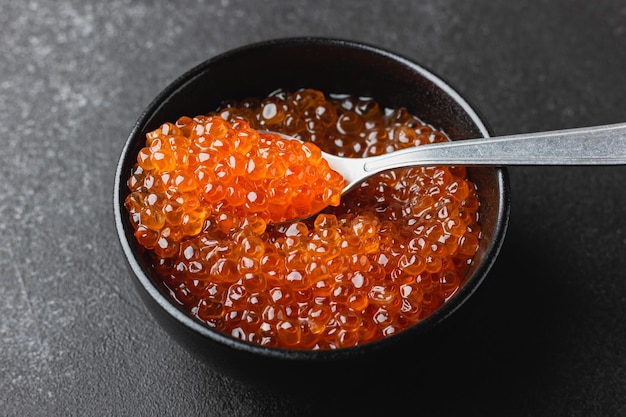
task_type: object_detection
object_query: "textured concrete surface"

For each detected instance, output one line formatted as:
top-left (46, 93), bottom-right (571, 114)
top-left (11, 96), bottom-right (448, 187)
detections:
top-left (2, 0), bottom-right (626, 416)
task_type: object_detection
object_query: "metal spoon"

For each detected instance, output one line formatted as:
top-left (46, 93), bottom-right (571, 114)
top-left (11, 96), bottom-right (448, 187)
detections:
top-left (287, 122), bottom-right (626, 195)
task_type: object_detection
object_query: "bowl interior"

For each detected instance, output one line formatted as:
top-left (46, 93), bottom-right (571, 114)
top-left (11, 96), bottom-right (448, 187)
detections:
top-left (115, 37), bottom-right (509, 365)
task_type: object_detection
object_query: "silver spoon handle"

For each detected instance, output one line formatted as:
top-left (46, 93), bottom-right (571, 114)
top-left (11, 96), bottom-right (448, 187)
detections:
top-left (363, 122), bottom-right (626, 174)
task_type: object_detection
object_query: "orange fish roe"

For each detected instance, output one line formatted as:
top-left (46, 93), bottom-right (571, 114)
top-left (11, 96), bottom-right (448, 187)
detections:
top-left (125, 88), bottom-right (481, 350)
top-left (126, 116), bottom-right (345, 258)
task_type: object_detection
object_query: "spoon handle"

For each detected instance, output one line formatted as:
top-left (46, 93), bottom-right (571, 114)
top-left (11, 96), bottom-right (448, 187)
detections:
top-left (363, 122), bottom-right (626, 174)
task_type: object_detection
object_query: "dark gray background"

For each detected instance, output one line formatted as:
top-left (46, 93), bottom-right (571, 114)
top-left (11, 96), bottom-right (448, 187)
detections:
top-left (2, 1), bottom-right (626, 416)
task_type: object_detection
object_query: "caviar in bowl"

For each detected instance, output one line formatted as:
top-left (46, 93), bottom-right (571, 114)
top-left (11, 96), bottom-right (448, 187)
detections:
top-left (114, 37), bottom-right (510, 385)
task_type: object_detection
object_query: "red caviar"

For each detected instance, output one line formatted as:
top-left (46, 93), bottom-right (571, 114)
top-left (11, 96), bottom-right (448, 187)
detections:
top-left (126, 88), bottom-right (481, 350)
top-left (126, 116), bottom-right (344, 258)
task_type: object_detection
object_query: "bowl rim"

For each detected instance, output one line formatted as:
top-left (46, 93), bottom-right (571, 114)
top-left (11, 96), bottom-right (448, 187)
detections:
top-left (114, 36), bottom-right (510, 361)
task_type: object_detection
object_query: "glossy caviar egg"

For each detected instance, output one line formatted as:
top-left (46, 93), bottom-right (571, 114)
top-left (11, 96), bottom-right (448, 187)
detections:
top-left (126, 88), bottom-right (481, 350)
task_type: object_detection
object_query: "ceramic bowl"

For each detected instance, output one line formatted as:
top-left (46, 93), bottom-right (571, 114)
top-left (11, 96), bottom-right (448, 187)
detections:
top-left (114, 37), bottom-right (510, 388)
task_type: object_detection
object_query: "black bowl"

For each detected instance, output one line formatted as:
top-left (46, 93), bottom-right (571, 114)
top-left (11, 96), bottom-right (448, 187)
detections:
top-left (114, 37), bottom-right (510, 388)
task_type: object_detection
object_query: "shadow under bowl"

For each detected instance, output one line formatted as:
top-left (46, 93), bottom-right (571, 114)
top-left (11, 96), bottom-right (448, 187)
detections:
top-left (114, 37), bottom-right (510, 389)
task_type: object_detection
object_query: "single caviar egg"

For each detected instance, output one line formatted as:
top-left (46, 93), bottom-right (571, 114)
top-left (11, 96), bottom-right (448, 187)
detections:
top-left (127, 88), bottom-right (482, 350)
